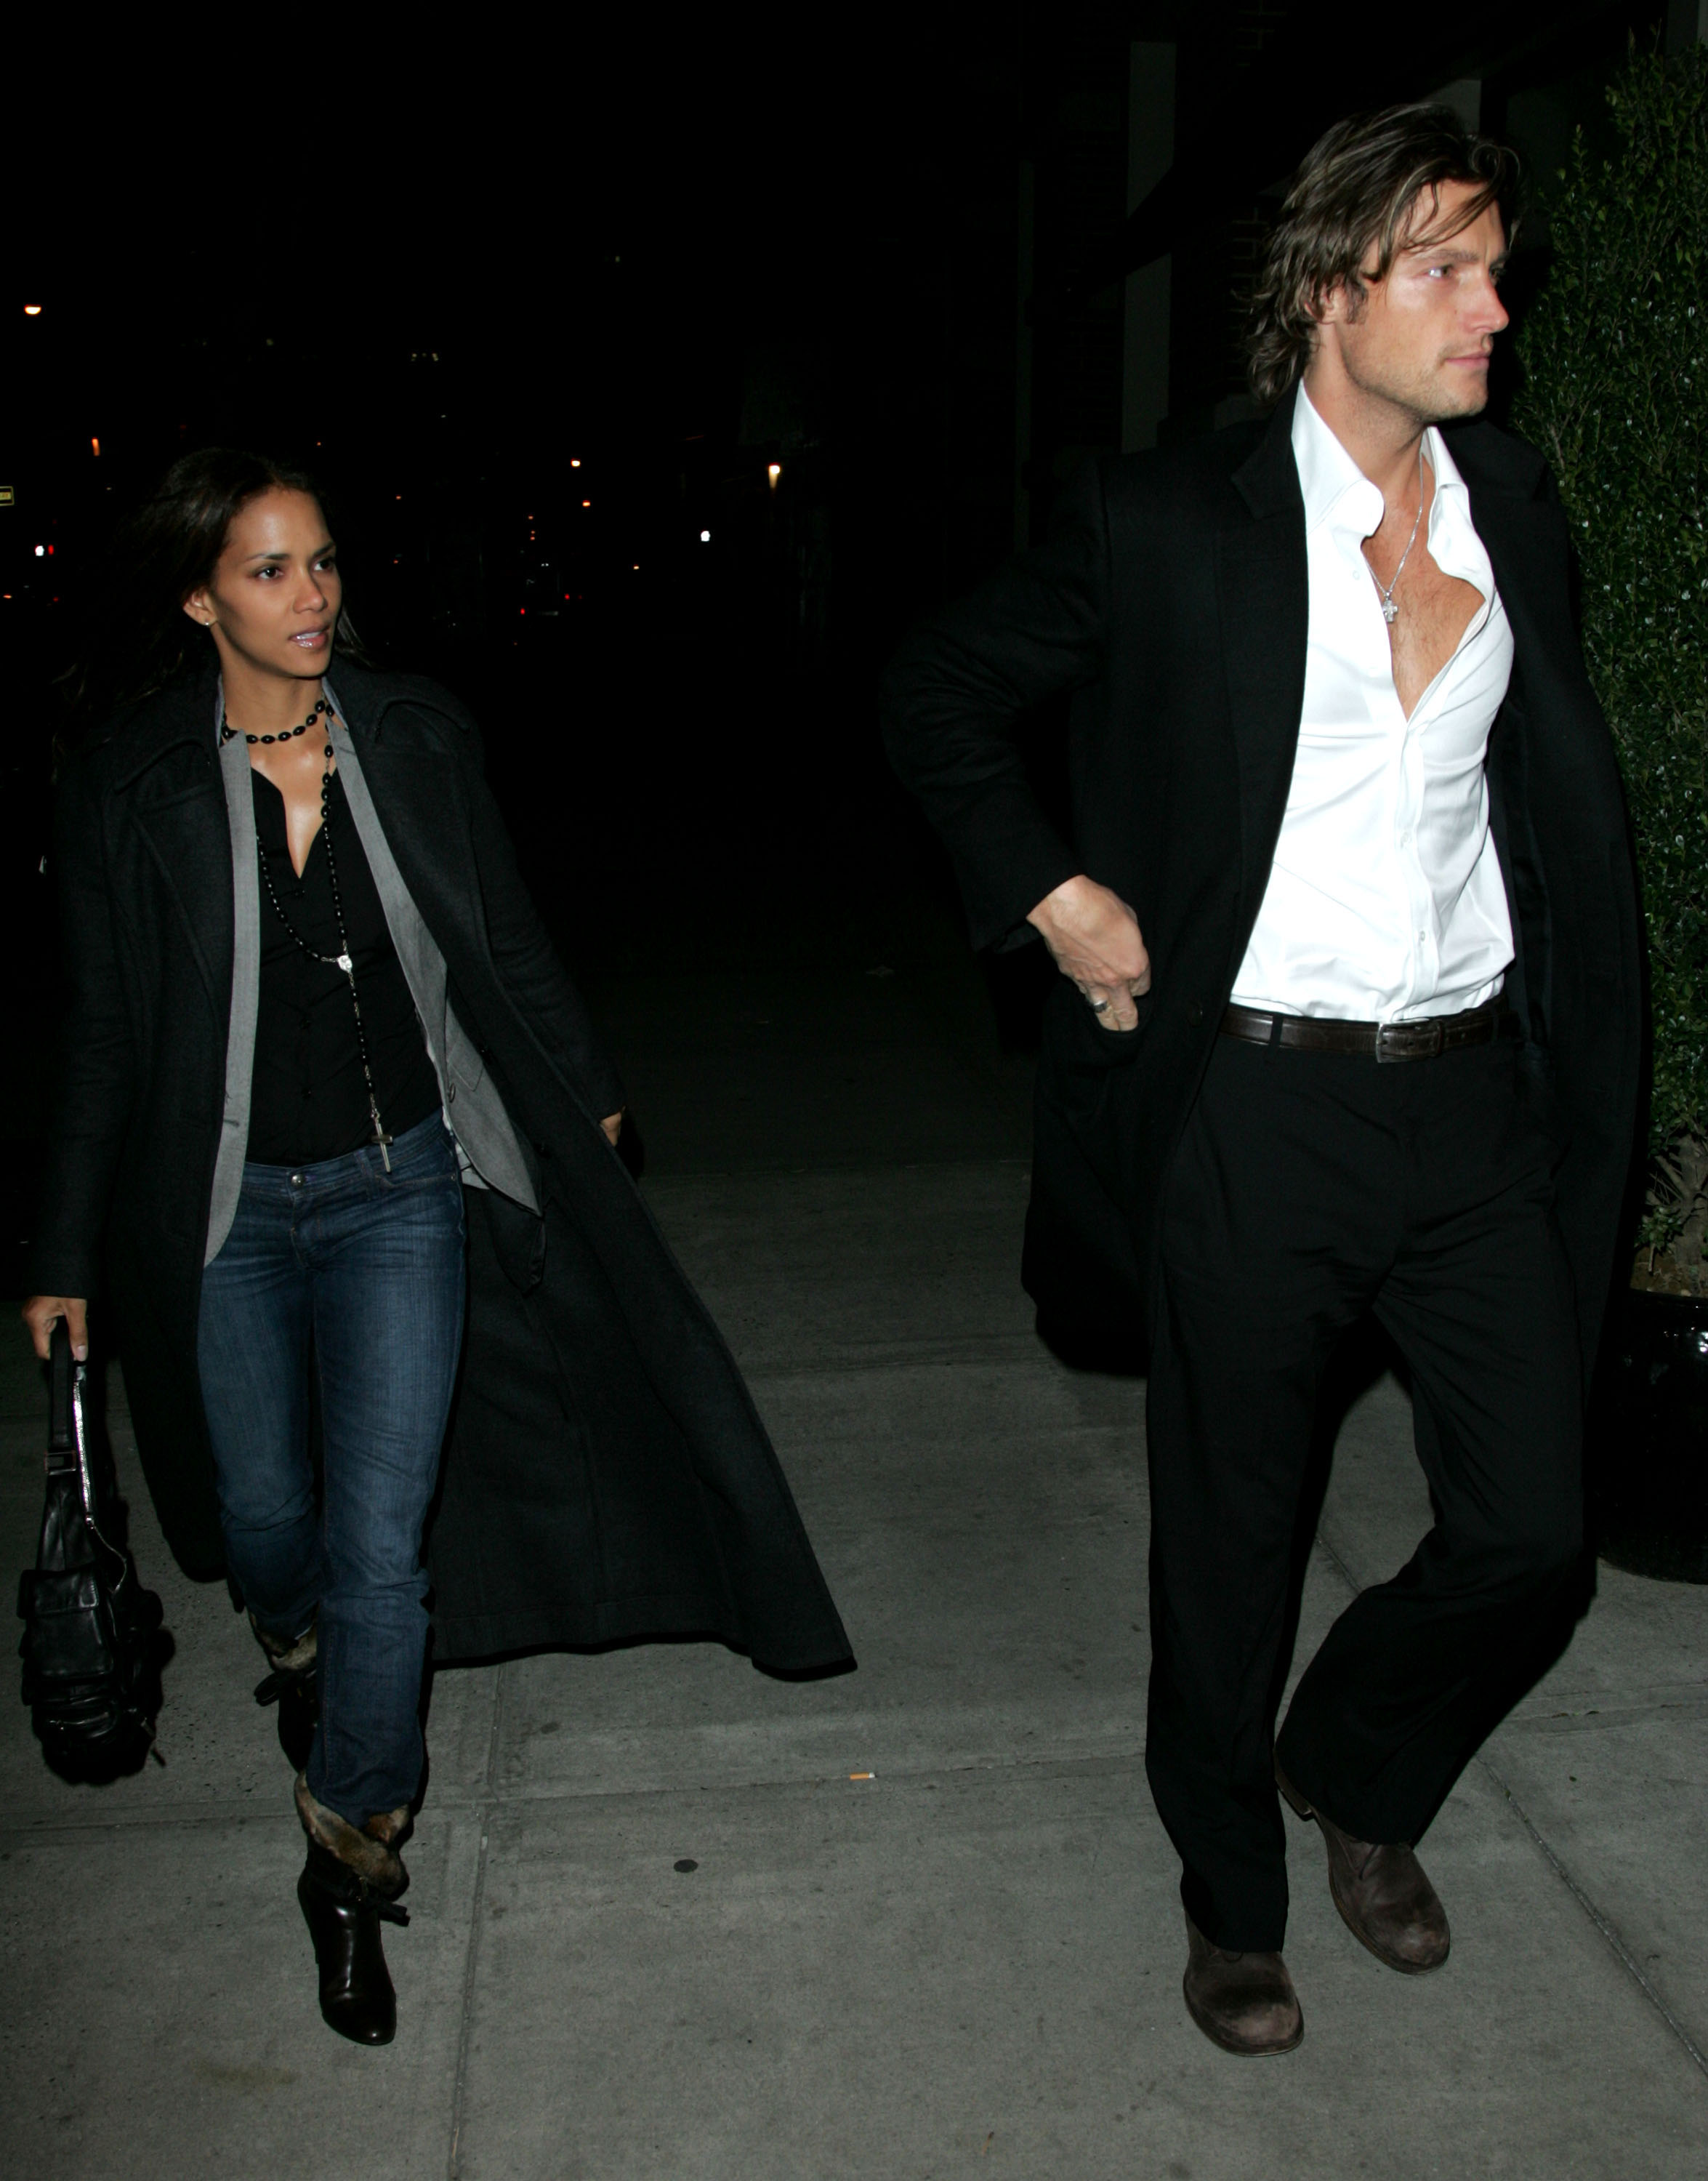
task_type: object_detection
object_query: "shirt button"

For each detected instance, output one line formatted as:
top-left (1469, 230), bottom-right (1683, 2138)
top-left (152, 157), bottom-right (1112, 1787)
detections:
top-left (1401, 830), bottom-right (1414, 848)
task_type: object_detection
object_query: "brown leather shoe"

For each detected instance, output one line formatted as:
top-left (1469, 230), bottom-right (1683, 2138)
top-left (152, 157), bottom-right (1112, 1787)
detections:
top-left (1276, 1763), bottom-right (1450, 1975)
top-left (1183, 1912), bottom-right (1304, 2055)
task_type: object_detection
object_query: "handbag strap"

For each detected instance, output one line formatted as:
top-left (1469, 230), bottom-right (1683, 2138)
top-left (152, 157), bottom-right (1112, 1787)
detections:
top-left (48, 1321), bottom-right (75, 1461)
top-left (44, 1324), bottom-right (124, 1580)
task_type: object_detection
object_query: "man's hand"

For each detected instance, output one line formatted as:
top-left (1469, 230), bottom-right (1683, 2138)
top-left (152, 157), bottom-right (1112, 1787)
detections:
top-left (22, 1296), bottom-right (88, 1362)
top-left (1027, 875), bottom-right (1151, 1030)
top-left (600, 1110), bottom-right (624, 1149)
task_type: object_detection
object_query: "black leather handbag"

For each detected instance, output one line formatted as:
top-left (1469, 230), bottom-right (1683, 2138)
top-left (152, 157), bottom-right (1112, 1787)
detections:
top-left (17, 1323), bottom-right (163, 1778)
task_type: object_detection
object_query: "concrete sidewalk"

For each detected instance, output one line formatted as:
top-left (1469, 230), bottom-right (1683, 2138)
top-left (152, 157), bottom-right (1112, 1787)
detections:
top-left (3, 954), bottom-right (1706, 2177)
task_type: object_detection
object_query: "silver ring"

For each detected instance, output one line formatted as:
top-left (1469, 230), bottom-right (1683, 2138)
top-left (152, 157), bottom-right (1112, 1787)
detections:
top-left (1089, 997), bottom-right (1111, 1013)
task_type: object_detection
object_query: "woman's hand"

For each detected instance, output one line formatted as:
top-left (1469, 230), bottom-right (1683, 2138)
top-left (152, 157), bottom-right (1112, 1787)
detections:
top-left (22, 1296), bottom-right (88, 1361)
top-left (600, 1111), bottom-right (624, 1149)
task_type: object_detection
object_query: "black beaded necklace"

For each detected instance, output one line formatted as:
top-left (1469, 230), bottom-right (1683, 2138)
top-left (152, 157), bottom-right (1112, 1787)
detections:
top-left (221, 695), bottom-right (331, 747)
top-left (251, 718), bottom-right (394, 1170)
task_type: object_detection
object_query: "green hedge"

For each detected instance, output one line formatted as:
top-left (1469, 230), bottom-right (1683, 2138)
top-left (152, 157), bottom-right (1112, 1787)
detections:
top-left (1513, 43), bottom-right (1708, 1266)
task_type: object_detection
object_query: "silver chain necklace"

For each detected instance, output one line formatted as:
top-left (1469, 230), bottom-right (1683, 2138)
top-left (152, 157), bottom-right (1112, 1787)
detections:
top-left (1369, 441), bottom-right (1427, 625)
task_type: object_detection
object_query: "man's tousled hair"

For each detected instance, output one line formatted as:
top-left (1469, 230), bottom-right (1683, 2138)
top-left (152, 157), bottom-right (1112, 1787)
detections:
top-left (1246, 104), bottom-right (1518, 409)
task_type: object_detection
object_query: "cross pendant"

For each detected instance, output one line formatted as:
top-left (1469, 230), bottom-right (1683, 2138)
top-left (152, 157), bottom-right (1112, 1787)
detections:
top-left (1381, 597), bottom-right (1398, 625)
top-left (371, 1114), bottom-right (394, 1172)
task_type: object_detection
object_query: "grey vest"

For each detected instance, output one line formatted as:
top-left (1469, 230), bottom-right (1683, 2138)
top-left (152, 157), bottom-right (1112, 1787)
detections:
top-left (206, 685), bottom-right (538, 1265)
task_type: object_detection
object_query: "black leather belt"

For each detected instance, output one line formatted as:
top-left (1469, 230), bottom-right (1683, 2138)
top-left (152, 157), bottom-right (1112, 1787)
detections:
top-left (1220, 1000), bottom-right (1505, 1061)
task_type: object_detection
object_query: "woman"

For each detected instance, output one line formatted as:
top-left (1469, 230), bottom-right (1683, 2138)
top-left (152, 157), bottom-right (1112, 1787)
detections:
top-left (23, 450), bottom-right (851, 2047)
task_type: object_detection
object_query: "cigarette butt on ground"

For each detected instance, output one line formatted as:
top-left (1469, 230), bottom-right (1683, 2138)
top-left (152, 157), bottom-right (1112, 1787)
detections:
top-left (849, 1771), bottom-right (875, 1781)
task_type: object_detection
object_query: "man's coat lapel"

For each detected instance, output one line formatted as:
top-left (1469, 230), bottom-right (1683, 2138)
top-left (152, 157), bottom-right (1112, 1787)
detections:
top-left (1216, 402), bottom-right (1310, 953)
top-left (1457, 462), bottom-right (1575, 714)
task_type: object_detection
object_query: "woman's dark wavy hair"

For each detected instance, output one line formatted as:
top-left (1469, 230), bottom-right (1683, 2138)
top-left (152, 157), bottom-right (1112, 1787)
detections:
top-left (63, 446), bottom-right (369, 726)
top-left (1247, 104), bottom-right (1518, 409)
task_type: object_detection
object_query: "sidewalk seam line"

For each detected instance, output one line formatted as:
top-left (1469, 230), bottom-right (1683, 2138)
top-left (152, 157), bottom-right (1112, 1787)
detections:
top-left (0, 1743), bottom-right (1153, 1839)
top-left (446, 1660), bottom-right (507, 2181)
top-left (1315, 1530), bottom-right (1708, 2082)
top-left (1474, 1748), bottom-right (1708, 2080)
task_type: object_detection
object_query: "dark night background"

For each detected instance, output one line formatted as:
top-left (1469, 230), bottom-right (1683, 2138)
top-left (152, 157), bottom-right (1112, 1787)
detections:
top-left (2, 1), bottom-right (1695, 1281)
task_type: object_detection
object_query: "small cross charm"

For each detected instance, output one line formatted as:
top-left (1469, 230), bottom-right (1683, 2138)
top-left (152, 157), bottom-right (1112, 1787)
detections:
top-left (1381, 597), bottom-right (1398, 624)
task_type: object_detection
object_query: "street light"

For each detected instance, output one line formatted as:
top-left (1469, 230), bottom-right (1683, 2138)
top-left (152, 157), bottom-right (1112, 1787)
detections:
top-left (768, 463), bottom-right (781, 489)
top-left (23, 305), bottom-right (41, 316)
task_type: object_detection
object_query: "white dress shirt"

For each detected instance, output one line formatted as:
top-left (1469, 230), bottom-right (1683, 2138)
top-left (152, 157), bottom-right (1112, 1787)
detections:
top-left (1229, 385), bottom-right (1515, 1022)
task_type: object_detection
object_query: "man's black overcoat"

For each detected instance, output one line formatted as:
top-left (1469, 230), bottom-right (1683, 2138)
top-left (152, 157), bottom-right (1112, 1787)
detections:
top-left (882, 401), bottom-right (1642, 1381)
top-left (31, 657), bottom-right (853, 1675)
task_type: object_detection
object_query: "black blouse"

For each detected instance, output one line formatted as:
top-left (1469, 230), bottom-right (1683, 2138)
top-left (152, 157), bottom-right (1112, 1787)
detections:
top-left (246, 768), bottom-right (443, 1165)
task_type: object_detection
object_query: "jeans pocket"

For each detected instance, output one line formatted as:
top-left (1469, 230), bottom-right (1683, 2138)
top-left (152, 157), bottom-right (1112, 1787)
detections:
top-left (375, 1122), bottom-right (461, 1193)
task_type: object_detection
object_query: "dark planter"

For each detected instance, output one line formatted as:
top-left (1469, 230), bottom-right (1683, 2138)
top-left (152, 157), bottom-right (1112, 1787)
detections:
top-left (1591, 1286), bottom-right (1708, 1582)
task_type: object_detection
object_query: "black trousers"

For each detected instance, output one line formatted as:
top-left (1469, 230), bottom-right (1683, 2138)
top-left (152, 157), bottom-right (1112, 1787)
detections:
top-left (1144, 1029), bottom-right (1583, 1951)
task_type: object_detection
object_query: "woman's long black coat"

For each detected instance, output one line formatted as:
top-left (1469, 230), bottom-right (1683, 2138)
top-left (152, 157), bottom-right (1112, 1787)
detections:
top-left (31, 659), bottom-right (853, 1675)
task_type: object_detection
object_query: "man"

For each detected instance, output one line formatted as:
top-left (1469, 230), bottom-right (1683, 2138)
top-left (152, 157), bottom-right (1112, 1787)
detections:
top-left (881, 106), bottom-right (1640, 2055)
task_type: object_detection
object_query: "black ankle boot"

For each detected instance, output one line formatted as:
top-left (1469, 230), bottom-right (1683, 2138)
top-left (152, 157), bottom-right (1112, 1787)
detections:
top-left (297, 1842), bottom-right (408, 2045)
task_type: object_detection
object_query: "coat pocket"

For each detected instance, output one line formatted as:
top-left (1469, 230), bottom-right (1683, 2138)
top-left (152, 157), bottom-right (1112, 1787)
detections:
top-left (444, 1010), bottom-right (488, 1099)
top-left (1055, 979), bottom-right (1153, 1065)
top-left (1044, 981), bottom-right (1153, 1133)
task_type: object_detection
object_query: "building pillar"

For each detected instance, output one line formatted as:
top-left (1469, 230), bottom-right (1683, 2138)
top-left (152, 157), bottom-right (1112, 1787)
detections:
top-left (1665, 0), bottom-right (1707, 48)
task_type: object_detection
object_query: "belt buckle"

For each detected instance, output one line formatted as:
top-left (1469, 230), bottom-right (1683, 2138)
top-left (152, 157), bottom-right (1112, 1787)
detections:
top-left (1375, 1019), bottom-right (1442, 1064)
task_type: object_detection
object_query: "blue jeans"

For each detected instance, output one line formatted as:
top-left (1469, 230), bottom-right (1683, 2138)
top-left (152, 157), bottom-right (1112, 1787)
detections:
top-left (198, 1113), bottom-right (466, 1825)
